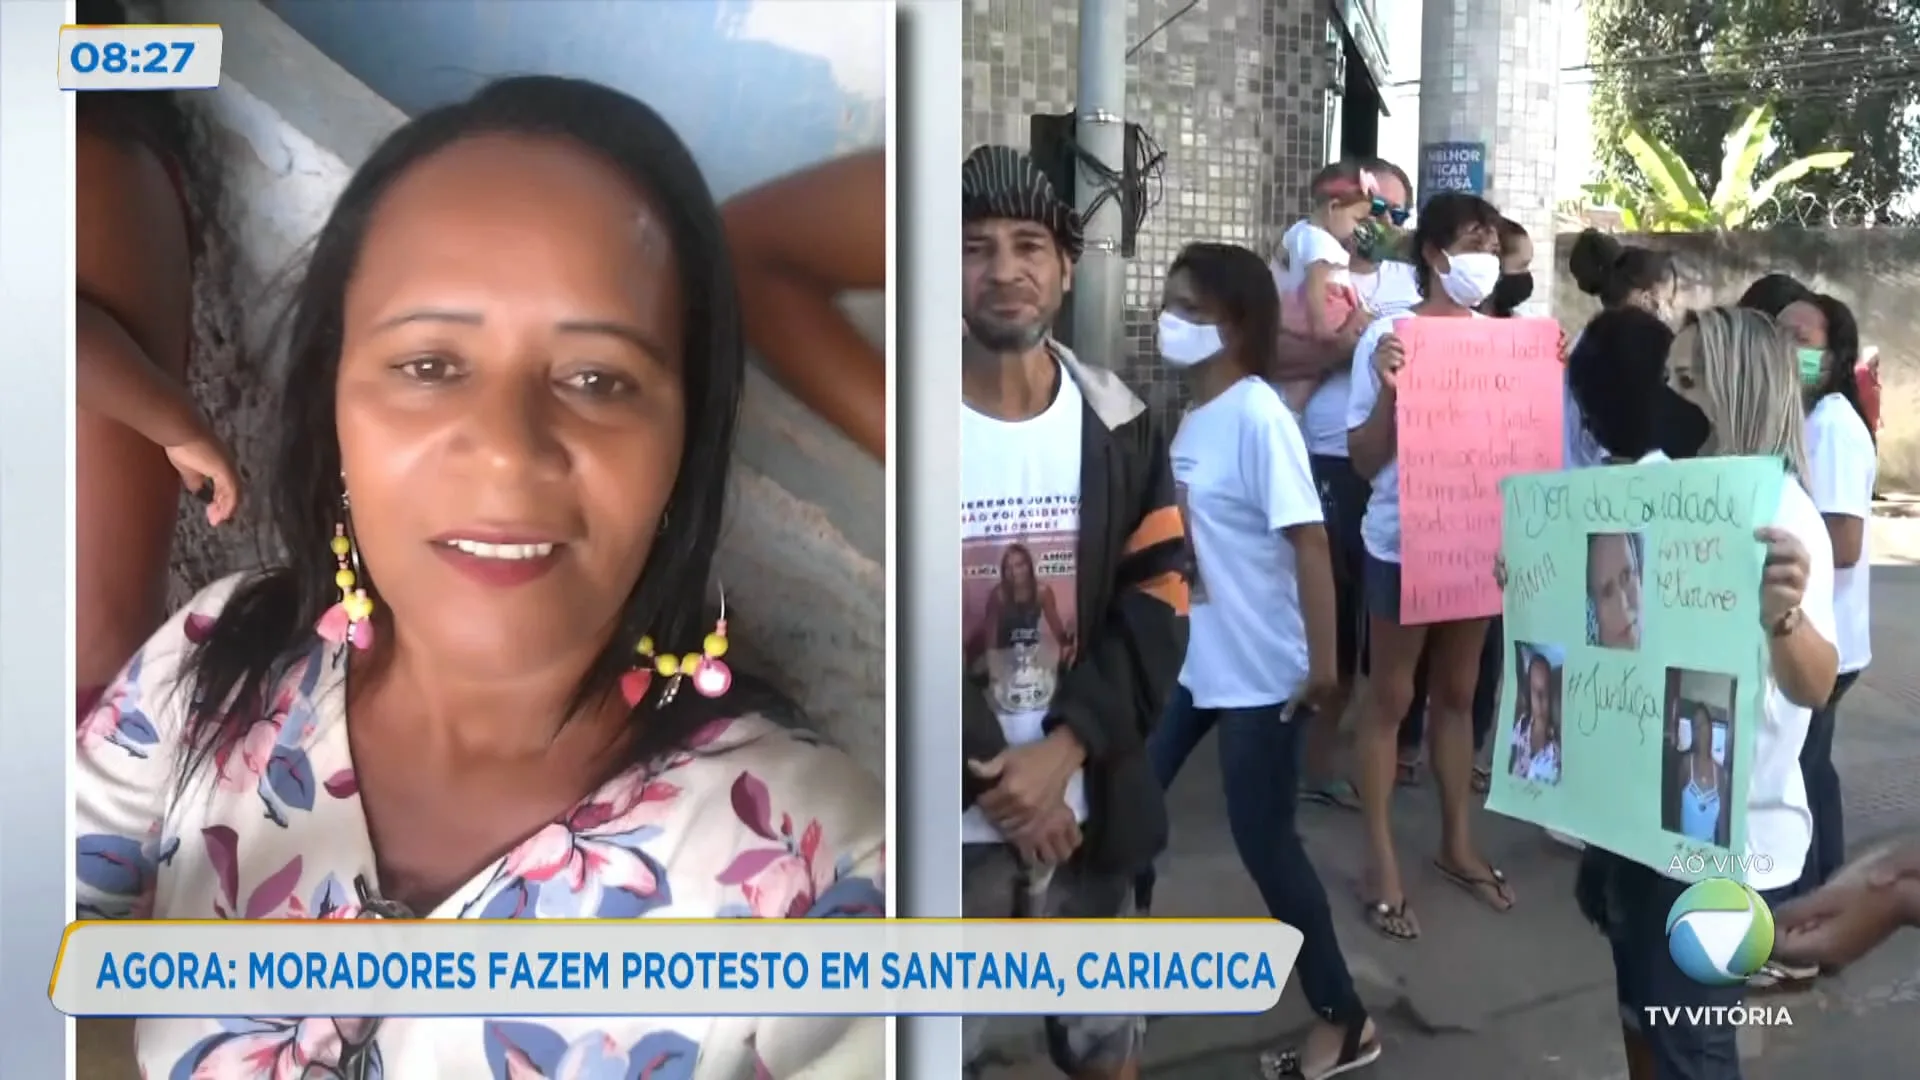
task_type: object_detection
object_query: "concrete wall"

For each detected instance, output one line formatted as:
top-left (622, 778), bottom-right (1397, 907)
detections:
top-left (962, 0), bottom-right (1338, 412)
top-left (162, 1), bottom-right (886, 777)
top-left (1550, 228), bottom-right (1920, 493)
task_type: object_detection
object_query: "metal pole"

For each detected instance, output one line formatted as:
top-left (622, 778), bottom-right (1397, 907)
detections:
top-left (1070, 0), bottom-right (1127, 369)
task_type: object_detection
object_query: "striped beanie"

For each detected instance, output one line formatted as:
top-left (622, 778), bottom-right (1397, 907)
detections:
top-left (961, 145), bottom-right (1084, 261)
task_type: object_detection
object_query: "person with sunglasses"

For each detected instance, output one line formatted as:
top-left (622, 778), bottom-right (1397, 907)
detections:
top-left (1282, 158), bottom-right (1425, 814)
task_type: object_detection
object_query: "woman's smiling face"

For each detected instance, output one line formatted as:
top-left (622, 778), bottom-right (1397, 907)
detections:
top-left (333, 132), bottom-right (689, 674)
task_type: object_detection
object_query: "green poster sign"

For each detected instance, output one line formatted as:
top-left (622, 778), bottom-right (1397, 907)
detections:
top-left (1485, 457), bottom-right (1787, 882)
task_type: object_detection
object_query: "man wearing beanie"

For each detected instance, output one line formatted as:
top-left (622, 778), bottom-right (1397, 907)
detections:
top-left (957, 144), bottom-right (1184, 1079)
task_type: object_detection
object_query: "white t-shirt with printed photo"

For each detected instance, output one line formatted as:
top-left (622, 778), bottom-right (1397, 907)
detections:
top-left (1172, 377), bottom-right (1325, 709)
top-left (960, 367), bottom-right (1089, 843)
top-left (1805, 393), bottom-right (1875, 674)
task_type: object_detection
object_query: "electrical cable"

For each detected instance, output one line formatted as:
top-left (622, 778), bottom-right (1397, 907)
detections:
top-left (1127, 0), bottom-right (1201, 60)
top-left (1059, 119), bottom-right (1167, 248)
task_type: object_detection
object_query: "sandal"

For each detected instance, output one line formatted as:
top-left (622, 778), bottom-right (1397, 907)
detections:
top-left (1395, 757), bottom-right (1422, 787)
top-left (1303, 779), bottom-right (1362, 811)
top-left (1259, 1013), bottom-right (1383, 1079)
top-left (1471, 765), bottom-right (1491, 795)
top-left (1364, 897), bottom-right (1419, 941)
top-left (1747, 960), bottom-right (1818, 991)
top-left (1432, 858), bottom-right (1514, 912)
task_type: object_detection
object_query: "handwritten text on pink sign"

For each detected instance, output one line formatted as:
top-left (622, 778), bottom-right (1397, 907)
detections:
top-left (1396, 317), bottom-right (1563, 623)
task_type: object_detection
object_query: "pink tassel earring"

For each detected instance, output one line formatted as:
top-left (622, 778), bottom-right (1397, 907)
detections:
top-left (316, 492), bottom-right (376, 651)
top-left (620, 636), bottom-right (656, 707)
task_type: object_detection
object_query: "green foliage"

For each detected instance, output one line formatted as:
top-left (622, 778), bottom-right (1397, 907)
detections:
top-left (1585, 0), bottom-right (1917, 227)
top-left (1584, 104), bottom-right (1852, 230)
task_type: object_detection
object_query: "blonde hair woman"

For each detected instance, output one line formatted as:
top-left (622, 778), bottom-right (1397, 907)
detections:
top-left (1575, 305), bottom-right (1838, 1080)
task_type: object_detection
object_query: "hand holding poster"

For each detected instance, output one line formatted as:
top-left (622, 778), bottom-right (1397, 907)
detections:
top-left (1394, 317), bottom-right (1563, 623)
top-left (1485, 457), bottom-right (1787, 881)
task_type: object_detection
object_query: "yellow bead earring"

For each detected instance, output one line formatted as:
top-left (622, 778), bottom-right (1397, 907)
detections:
top-left (316, 491), bottom-right (376, 650)
top-left (618, 586), bottom-right (733, 709)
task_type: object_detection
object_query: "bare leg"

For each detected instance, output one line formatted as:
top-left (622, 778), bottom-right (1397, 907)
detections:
top-left (1428, 618), bottom-right (1514, 911)
top-left (1357, 612), bottom-right (1428, 937)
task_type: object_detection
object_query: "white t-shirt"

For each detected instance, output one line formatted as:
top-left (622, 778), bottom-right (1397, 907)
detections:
top-left (1273, 219), bottom-right (1351, 296)
top-left (960, 365), bottom-right (1089, 843)
top-left (1805, 393), bottom-right (1875, 673)
top-left (1302, 261), bottom-right (1422, 457)
top-left (1172, 377), bottom-right (1325, 708)
top-left (1740, 473), bottom-right (1838, 891)
top-left (1346, 311), bottom-right (1418, 562)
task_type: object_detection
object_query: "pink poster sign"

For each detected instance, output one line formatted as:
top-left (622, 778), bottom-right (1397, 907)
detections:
top-left (1395, 316), bottom-right (1564, 624)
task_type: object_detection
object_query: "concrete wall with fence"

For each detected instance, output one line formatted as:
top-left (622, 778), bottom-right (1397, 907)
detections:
top-left (1551, 228), bottom-right (1920, 493)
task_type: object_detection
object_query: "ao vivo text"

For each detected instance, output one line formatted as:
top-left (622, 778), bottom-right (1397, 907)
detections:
top-left (1666, 852), bottom-right (1775, 878)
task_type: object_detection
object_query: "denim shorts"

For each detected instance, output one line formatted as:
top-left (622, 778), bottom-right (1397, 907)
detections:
top-left (1363, 551), bottom-right (1403, 622)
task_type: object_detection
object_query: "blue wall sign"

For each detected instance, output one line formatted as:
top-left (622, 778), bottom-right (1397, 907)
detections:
top-left (1419, 141), bottom-right (1487, 208)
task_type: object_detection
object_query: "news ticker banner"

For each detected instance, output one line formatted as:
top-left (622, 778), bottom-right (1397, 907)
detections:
top-left (58, 23), bottom-right (224, 91)
top-left (53, 919), bottom-right (1304, 1017)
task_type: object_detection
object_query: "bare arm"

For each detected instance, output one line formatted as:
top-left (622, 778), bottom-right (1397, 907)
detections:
top-left (1824, 513), bottom-right (1865, 569)
top-left (722, 149), bottom-right (886, 460)
top-left (76, 128), bottom-right (194, 690)
top-left (1269, 330), bottom-right (1352, 381)
top-left (78, 299), bottom-right (209, 449)
top-left (1287, 523), bottom-right (1338, 679)
top-left (1302, 261), bottom-right (1335, 339)
top-left (1348, 388), bottom-right (1397, 480)
top-left (1770, 617), bottom-right (1839, 709)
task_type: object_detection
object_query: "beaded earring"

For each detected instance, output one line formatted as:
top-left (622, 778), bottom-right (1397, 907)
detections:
top-left (316, 491), bottom-right (376, 650)
top-left (617, 589), bottom-right (733, 708)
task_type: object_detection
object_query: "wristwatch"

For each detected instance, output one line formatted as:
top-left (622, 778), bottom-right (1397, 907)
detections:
top-left (1769, 606), bottom-right (1803, 638)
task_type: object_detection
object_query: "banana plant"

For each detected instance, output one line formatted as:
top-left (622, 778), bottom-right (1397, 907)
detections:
top-left (1588, 104), bottom-right (1852, 231)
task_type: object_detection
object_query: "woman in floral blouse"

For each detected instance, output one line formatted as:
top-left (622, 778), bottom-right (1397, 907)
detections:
top-left (74, 75), bottom-right (886, 1079)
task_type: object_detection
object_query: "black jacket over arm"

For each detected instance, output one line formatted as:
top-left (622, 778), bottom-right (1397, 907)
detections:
top-left (962, 344), bottom-right (1187, 876)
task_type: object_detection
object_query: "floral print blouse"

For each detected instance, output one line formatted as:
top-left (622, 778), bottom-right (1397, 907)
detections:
top-left (76, 574), bottom-right (887, 1079)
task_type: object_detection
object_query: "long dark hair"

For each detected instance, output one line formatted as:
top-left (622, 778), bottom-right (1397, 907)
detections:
top-left (1567, 229), bottom-right (1673, 310)
top-left (1167, 242), bottom-right (1279, 378)
top-left (1804, 292), bottom-right (1871, 434)
top-left (1737, 272), bottom-right (1814, 317)
top-left (1569, 306), bottom-right (1675, 459)
top-left (175, 76), bottom-right (754, 784)
top-left (1409, 192), bottom-right (1503, 300)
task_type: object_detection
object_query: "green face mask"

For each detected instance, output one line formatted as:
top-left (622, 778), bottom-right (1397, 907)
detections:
top-left (1797, 346), bottom-right (1826, 386)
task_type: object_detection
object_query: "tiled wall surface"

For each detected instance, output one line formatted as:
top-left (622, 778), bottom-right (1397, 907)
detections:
top-left (1419, 0), bottom-right (1561, 314)
top-left (962, 0), bottom-right (1337, 413)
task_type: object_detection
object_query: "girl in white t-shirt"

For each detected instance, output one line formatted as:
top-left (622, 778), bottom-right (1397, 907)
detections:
top-left (1270, 162), bottom-right (1379, 411)
top-left (1562, 305), bottom-right (1840, 1078)
top-left (1343, 192), bottom-right (1513, 942)
top-left (1779, 292), bottom-right (1877, 901)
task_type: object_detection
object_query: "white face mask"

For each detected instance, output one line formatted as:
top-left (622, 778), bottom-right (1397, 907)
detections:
top-left (1675, 718), bottom-right (1693, 752)
top-left (1438, 250), bottom-right (1502, 308)
top-left (1710, 722), bottom-right (1727, 766)
top-left (1157, 311), bottom-right (1225, 367)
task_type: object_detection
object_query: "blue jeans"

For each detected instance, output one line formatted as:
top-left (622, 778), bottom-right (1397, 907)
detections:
top-left (1132, 686), bottom-right (1365, 1026)
top-left (1793, 670), bottom-right (1859, 894)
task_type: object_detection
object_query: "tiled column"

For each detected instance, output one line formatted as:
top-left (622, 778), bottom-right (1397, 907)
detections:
top-left (1418, 0), bottom-right (1559, 314)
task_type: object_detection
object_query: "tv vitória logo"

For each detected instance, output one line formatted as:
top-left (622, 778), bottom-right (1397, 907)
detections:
top-left (1666, 878), bottom-right (1775, 986)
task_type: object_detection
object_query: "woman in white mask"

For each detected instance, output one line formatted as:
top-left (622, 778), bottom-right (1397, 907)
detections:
top-left (1344, 192), bottom-right (1513, 941)
top-left (1140, 242), bottom-right (1382, 1079)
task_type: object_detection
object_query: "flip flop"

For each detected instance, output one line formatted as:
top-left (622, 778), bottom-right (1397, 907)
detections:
top-left (1395, 758), bottom-right (1422, 787)
top-left (1303, 779), bottom-right (1363, 811)
top-left (1471, 765), bottom-right (1491, 795)
top-left (1260, 1013), bottom-right (1383, 1079)
top-left (1432, 859), bottom-right (1514, 912)
top-left (1364, 897), bottom-right (1419, 941)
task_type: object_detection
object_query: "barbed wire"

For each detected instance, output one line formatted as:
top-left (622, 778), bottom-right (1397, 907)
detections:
top-left (1559, 190), bottom-right (1911, 232)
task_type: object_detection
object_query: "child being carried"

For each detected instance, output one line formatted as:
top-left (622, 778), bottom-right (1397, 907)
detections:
top-left (1270, 162), bottom-right (1380, 411)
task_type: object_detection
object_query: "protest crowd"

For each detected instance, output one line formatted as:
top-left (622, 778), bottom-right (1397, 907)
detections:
top-left (959, 146), bottom-right (1920, 1080)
